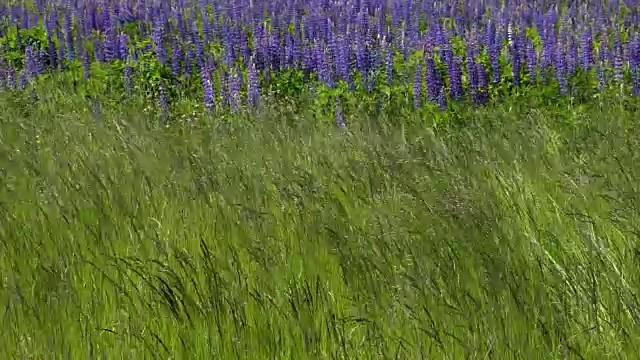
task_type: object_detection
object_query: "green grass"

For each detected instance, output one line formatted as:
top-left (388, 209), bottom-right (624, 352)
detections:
top-left (1, 89), bottom-right (640, 359)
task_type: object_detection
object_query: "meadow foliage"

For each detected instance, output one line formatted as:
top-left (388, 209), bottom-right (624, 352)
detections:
top-left (0, 0), bottom-right (638, 123)
top-left (1, 0), bottom-right (640, 358)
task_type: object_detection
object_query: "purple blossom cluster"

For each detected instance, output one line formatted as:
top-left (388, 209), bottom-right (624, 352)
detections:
top-left (0, 0), bottom-right (639, 110)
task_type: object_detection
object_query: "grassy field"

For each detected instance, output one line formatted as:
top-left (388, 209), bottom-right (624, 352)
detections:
top-left (1, 89), bottom-right (640, 358)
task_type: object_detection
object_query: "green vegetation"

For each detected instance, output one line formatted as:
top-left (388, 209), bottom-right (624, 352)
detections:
top-left (1, 86), bottom-right (640, 358)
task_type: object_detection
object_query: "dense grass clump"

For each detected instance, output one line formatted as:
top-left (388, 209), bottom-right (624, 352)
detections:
top-left (1, 0), bottom-right (640, 357)
top-left (1, 90), bottom-right (640, 358)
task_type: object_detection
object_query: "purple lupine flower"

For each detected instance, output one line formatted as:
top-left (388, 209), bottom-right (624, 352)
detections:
top-left (332, 34), bottom-right (348, 83)
top-left (123, 62), bottom-right (132, 92)
top-left (541, 24), bottom-right (556, 73)
top-left (631, 37), bottom-right (640, 96)
top-left (103, 30), bottom-right (115, 62)
top-left (175, 5), bottom-right (187, 39)
top-left (425, 55), bottom-right (440, 101)
top-left (369, 40), bottom-right (380, 72)
top-left (269, 33), bottom-right (282, 71)
top-left (226, 67), bottom-right (241, 111)
top-left (100, 6), bottom-right (111, 33)
top-left (488, 41), bottom-right (501, 83)
top-left (171, 41), bottom-right (182, 77)
top-left (384, 41), bottom-right (393, 84)
top-left (76, 4), bottom-right (86, 34)
top-left (119, 33), bottom-right (129, 60)
top-left (302, 43), bottom-right (314, 74)
top-left (517, 30), bottom-right (528, 70)
top-left (201, 65), bottom-right (215, 110)
top-left (64, 11), bottom-right (75, 61)
top-left (612, 35), bottom-right (624, 83)
top-left (596, 60), bottom-right (606, 90)
top-left (597, 36), bottom-right (609, 89)
top-left (339, 36), bottom-right (351, 83)
top-left (223, 35), bottom-right (236, 68)
top-left (24, 46), bottom-right (37, 79)
top-left (46, 8), bottom-right (57, 35)
top-left (566, 35), bottom-right (579, 77)
top-left (35, 0), bottom-right (45, 16)
top-left (466, 46), bottom-right (476, 93)
top-left (413, 61), bottom-right (422, 109)
top-left (94, 37), bottom-right (104, 62)
top-left (580, 27), bottom-right (594, 70)
top-left (201, 5), bottom-right (212, 45)
top-left (291, 34), bottom-right (302, 68)
top-left (315, 43), bottom-right (333, 88)
top-left (555, 41), bottom-right (568, 95)
top-left (440, 38), bottom-right (454, 67)
top-left (88, 6), bottom-right (97, 31)
top-left (247, 60), bottom-right (260, 108)
top-left (152, 21), bottom-right (167, 65)
top-left (448, 56), bottom-right (463, 100)
top-left (284, 33), bottom-right (294, 69)
top-left (240, 34), bottom-right (252, 68)
top-left (184, 46), bottom-right (194, 76)
top-left (47, 35), bottom-right (57, 69)
top-left (35, 49), bottom-right (46, 75)
top-left (6, 67), bottom-right (16, 90)
top-left (193, 30), bottom-right (205, 71)
top-left (354, 33), bottom-right (367, 75)
top-left (436, 86), bottom-right (447, 110)
top-left (18, 70), bottom-right (28, 90)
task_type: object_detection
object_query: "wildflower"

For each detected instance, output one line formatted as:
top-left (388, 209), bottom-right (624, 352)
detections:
top-left (384, 41), bottom-right (393, 84)
top-left (103, 30), bottom-right (115, 62)
top-left (612, 35), bottom-right (624, 83)
top-left (119, 33), bottom-right (129, 60)
top-left (555, 41), bottom-right (568, 95)
top-left (24, 46), bottom-right (37, 79)
top-left (171, 41), bottom-right (183, 77)
top-left (425, 55), bottom-right (440, 101)
top-left (315, 43), bottom-right (333, 88)
top-left (597, 36), bottom-right (609, 89)
top-left (64, 11), bottom-right (75, 61)
top-left (630, 37), bottom-right (640, 96)
top-left (448, 56), bottom-right (463, 100)
top-left (123, 62), bottom-right (132, 92)
top-left (580, 27), bottom-right (594, 70)
top-left (226, 67), bottom-right (241, 111)
top-left (413, 62), bottom-right (422, 109)
top-left (247, 60), bottom-right (260, 108)
top-left (567, 37), bottom-right (579, 76)
top-left (201, 65), bottom-right (215, 110)
top-left (152, 21), bottom-right (167, 64)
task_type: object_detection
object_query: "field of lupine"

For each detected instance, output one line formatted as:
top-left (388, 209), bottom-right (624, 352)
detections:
top-left (1, 0), bottom-right (640, 358)
top-left (0, 0), bottom-right (638, 118)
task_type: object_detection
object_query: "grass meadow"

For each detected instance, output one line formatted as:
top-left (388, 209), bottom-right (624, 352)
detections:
top-left (1, 85), bottom-right (640, 358)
